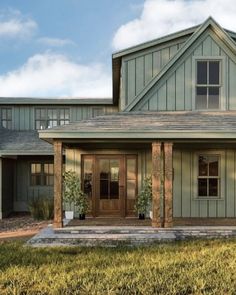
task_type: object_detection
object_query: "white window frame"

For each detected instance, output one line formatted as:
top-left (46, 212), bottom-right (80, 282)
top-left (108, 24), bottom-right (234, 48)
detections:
top-left (193, 150), bottom-right (225, 200)
top-left (192, 56), bottom-right (226, 111)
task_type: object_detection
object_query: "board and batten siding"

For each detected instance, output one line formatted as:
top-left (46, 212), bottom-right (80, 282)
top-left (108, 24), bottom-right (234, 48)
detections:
top-left (0, 105), bottom-right (118, 131)
top-left (65, 147), bottom-right (152, 216)
top-left (14, 156), bottom-right (54, 212)
top-left (120, 37), bottom-right (187, 110)
top-left (173, 149), bottom-right (236, 218)
top-left (135, 28), bottom-right (236, 111)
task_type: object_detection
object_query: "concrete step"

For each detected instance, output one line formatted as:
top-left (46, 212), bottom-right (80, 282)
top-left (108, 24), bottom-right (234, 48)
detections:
top-left (27, 225), bottom-right (236, 247)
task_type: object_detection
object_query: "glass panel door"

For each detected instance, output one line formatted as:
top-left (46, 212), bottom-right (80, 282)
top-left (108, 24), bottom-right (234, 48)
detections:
top-left (97, 157), bottom-right (122, 216)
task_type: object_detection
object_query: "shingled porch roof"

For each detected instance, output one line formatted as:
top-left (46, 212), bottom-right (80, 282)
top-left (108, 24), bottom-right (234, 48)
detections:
top-left (39, 111), bottom-right (236, 142)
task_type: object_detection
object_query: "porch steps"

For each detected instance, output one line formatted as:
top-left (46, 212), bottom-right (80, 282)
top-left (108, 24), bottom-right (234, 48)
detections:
top-left (27, 225), bottom-right (236, 247)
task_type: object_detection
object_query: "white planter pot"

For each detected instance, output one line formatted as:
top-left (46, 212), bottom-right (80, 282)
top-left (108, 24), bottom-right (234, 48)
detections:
top-left (149, 211), bottom-right (153, 220)
top-left (65, 211), bottom-right (74, 220)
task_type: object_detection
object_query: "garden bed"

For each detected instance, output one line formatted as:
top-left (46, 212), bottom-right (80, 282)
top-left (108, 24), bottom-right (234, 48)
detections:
top-left (0, 213), bottom-right (51, 239)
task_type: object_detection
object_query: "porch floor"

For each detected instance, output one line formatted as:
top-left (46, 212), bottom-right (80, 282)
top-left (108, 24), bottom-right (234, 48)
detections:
top-left (27, 223), bottom-right (236, 247)
top-left (66, 217), bottom-right (151, 227)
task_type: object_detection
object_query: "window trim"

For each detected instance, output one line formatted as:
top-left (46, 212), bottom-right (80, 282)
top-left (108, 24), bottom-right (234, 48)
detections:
top-left (35, 107), bottom-right (70, 130)
top-left (192, 56), bottom-right (226, 111)
top-left (1, 107), bottom-right (12, 129)
top-left (30, 162), bottom-right (54, 187)
top-left (193, 150), bottom-right (225, 200)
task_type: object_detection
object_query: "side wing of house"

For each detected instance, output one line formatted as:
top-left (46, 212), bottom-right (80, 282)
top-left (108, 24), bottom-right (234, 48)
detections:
top-left (0, 99), bottom-right (118, 216)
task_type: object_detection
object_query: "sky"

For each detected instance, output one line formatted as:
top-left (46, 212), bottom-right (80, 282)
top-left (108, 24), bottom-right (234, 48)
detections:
top-left (0, 0), bottom-right (236, 98)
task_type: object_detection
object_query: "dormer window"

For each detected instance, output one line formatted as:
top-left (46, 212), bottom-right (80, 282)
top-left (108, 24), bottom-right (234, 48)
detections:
top-left (196, 60), bottom-right (220, 110)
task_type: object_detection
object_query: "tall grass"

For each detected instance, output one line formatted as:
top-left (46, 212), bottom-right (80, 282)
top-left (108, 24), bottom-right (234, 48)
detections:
top-left (28, 197), bottom-right (54, 220)
top-left (0, 240), bottom-right (236, 294)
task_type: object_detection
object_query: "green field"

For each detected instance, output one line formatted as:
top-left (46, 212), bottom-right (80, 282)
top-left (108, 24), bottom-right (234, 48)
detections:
top-left (0, 239), bottom-right (236, 294)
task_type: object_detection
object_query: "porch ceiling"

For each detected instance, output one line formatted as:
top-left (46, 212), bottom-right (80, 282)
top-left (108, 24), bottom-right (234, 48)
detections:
top-left (39, 111), bottom-right (236, 142)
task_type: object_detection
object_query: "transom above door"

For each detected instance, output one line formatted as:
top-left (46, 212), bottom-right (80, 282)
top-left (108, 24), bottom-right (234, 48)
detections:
top-left (82, 154), bottom-right (138, 217)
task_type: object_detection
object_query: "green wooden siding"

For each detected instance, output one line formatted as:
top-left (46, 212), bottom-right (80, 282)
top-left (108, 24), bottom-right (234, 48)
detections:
top-left (0, 105), bottom-right (118, 131)
top-left (173, 149), bottom-right (236, 218)
top-left (14, 156), bottom-right (54, 211)
top-left (2, 159), bottom-right (14, 217)
top-left (65, 147), bottom-right (151, 217)
top-left (135, 28), bottom-right (236, 111)
top-left (121, 38), bottom-right (187, 110)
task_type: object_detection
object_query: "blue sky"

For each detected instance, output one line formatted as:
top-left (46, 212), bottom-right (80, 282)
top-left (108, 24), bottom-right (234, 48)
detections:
top-left (0, 0), bottom-right (235, 98)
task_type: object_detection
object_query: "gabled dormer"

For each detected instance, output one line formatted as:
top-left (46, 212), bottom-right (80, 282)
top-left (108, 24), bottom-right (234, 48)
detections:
top-left (112, 17), bottom-right (236, 112)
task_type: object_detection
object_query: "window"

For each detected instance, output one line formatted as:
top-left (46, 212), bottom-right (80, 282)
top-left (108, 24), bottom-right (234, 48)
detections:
top-left (196, 60), bottom-right (220, 109)
top-left (1, 108), bottom-right (12, 129)
top-left (198, 155), bottom-right (219, 197)
top-left (92, 108), bottom-right (104, 118)
top-left (31, 163), bottom-right (54, 186)
top-left (35, 108), bottom-right (70, 130)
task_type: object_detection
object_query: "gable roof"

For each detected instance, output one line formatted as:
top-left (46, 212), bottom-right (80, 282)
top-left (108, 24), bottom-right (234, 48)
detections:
top-left (121, 17), bottom-right (236, 111)
top-left (39, 111), bottom-right (236, 142)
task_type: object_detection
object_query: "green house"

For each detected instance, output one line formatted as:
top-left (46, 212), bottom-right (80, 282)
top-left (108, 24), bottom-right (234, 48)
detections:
top-left (1, 17), bottom-right (236, 228)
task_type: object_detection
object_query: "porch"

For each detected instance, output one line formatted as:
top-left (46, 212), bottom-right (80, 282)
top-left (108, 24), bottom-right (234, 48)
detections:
top-left (38, 111), bottom-right (236, 229)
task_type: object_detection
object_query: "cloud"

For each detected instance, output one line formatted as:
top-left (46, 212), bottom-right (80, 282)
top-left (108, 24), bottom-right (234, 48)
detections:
top-left (112, 0), bottom-right (236, 50)
top-left (37, 37), bottom-right (75, 47)
top-left (0, 53), bottom-right (111, 97)
top-left (0, 9), bottom-right (37, 38)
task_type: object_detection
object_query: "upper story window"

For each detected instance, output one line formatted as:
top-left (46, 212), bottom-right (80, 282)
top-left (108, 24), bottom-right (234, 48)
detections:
top-left (35, 108), bottom-right (70, 130)
top-left (196, 60), bottom-right (220, 110)
top-left (1, 108), bottom-right (12, 129)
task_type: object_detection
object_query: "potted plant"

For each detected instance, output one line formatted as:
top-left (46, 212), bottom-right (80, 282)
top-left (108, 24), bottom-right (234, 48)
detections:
top-left (63, 170), bottom-right (89, 220)
top-left (74, 183), bottom-right (89, 220)
top-left (134, 176), bottom-right (152, 219)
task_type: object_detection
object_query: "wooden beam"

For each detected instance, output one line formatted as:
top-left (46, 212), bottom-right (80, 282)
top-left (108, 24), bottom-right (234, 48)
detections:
top-left (164, 142), bottom-right (173, 228)
top-left (152, 142), bottom-right (162, 227)
top-left (53, 140), bottom-right (63, 228)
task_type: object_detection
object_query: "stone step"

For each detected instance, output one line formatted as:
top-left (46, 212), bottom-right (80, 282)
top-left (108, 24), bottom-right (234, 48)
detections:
top-left (27, 225), bottom-right (236, 247)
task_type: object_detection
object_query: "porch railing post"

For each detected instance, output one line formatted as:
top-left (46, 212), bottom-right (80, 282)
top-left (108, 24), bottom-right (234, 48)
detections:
top-left (152, 142), bottom-right (162, 227)
top-left (164, 142), bottom-right (173, 228)
top-left (53, 140), bottom-right (63, 228)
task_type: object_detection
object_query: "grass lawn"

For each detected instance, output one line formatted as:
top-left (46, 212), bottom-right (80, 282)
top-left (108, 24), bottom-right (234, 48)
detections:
top-left (0, 239), bottom-right (236, 294)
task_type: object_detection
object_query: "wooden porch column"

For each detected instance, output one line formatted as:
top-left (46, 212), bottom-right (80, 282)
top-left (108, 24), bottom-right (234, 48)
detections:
top-left (53, 140), bottom-right (63, 228)
top-left (164, 142), bottom-right (173, 228)
top-left (152, 142), bottom-right (162, 227)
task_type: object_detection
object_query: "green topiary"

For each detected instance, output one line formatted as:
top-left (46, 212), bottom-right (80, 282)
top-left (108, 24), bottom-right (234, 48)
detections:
top-left (134, 176), bottom-right (152, 216)
top-left (63, 170), bottom-right (89, 215)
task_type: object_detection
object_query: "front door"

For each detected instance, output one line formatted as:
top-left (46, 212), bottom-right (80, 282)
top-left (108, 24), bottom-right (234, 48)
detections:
top-left (82, 154), bottom-right (137, 217)
top-left (96, 156), bottom-right (124, 216)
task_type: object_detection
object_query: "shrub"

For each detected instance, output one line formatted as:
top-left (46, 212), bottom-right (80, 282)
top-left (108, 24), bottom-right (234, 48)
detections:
top-left (134, 176), bottom-right (152, 215)
top-left (28, 197), bottom-right (54, 220)
top-left (63, 170), bottom-right (89, 215)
